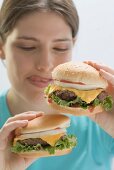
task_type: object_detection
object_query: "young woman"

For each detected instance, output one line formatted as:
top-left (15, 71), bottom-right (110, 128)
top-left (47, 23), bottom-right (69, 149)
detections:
top-left (0, 0), bottom-right (114, 170)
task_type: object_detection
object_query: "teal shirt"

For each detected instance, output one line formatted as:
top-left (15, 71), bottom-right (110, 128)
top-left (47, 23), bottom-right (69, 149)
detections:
top-left (0, 89), bottom-right (114, 170)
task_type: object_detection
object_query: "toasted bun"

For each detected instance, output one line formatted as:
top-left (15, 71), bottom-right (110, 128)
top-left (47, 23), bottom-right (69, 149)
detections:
top-left (15, 114), bottom-right (70, 135)
top-left (17, 148), bottom-right (72, 158)
top-left (52, 62), bottom-right (108, 89)
top-left (47, 100), bottom-right (103, 116)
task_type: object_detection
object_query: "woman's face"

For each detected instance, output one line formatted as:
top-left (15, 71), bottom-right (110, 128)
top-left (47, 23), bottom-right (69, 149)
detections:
top-left (2, 11), bottom-right (74, 103)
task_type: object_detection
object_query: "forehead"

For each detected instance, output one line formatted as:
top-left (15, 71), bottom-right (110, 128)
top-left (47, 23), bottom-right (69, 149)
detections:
top-left (9, 11), bottom-right (72, 40)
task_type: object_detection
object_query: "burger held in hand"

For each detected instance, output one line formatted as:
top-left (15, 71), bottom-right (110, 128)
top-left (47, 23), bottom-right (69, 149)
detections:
top-left (11, 114), bottom-right (77, 158)
top-left (45, 62), bottom-right (113, 116)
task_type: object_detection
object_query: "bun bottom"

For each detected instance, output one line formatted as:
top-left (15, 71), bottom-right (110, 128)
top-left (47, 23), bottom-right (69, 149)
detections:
top-left (48, 100), bottom-right (103, 116)
top-left (17, 148), bottom-right (72, 158)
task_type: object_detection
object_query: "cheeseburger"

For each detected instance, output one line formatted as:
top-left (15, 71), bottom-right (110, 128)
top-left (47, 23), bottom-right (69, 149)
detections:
top-left (45, 62), bottom-right (113, 116)
top-left (11, 114), bottom-right (77, 158)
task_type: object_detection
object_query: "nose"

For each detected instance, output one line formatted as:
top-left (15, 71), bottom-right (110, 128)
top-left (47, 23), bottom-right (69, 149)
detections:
top-left (35, 48), bottom-right (54, 72)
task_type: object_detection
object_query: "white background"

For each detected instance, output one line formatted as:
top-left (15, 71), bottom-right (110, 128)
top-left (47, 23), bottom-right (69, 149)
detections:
top-left (73, 0), bottom-right (114, 66)
top-left (0, 0), bottom-right (114, 168)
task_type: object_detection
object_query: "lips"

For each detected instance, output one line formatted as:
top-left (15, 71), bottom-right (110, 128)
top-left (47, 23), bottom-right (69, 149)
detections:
top-left (28, 75), bottom-right (53, 88)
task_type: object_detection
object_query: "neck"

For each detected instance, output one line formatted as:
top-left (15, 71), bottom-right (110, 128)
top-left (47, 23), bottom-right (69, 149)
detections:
top-left (7, 88), bottom-right (57, 116)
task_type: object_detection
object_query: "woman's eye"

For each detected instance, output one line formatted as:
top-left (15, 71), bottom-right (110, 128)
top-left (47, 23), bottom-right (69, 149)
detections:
top-left (17, 46), bottom-right (36, 51)
top-left (53, 48), bottom-right (69, 52)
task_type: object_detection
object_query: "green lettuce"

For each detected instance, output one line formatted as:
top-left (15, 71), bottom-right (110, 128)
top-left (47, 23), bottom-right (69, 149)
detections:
top-left (11, 135), bottom-right (77, 155)
top-left (93, 98), bottom-right (100, 106)
top-left (101, 96), bottom-right (113, 111)
top-left (50, 93), bottom-right (113, 111)
top-left (44, 84), bottom-right (51, 95)
top-left (11, 143), bottom-right (42, 153)
top-left (92, 95), bottom-right (113, 111)
top-left (44, 85), bottom-right (113, 111)
top-left (51, 93), bottom-right (89, 110)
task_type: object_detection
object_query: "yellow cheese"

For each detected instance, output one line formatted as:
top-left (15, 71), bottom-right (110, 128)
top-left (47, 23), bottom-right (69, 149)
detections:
top-left (41, 133), bottom-right (64, 146)
top-left (13, 138), bottom-right (18, 146)
top-left (49, 85), bottom-right (103, 103)
top-left (13, 133), bottom-right (64, 146)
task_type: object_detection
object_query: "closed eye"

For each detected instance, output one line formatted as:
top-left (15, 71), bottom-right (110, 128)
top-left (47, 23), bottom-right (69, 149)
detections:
top-left (17, 46), bottom-right (36, 51)
top-left (53, 48), bottom-right (69, 52)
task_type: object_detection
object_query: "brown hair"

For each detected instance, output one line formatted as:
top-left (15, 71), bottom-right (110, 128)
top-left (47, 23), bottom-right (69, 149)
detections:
top-left (0, 0), bottom-right (79, 42)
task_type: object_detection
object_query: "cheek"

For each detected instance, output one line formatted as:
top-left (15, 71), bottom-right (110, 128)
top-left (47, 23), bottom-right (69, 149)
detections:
top-left (16, 57), bottom-right (32, 71)
top-left (5, 49), bottom-right (33, 77)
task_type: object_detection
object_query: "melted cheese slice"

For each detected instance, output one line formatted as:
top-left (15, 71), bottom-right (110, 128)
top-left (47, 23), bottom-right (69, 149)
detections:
top-left (48, 85), bottom-right (103, 103)
top-left (41, 133), bottom-right (64, 146)
top-left (13, 133), bottom-right (64, 147)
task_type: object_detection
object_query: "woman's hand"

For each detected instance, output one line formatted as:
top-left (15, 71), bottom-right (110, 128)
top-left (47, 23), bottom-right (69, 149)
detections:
top-left (0, 111), bottom-right (43, 170)
top-left (85, 61), bottom-right (114, 137)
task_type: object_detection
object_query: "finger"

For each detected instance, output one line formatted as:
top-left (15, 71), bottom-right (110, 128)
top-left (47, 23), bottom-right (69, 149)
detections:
top-left (84, 61), bottom-right (98, 68)
top-left (84, 61), bottom-right (103, 70)
top-left (100, 69), bottom-right (114, 85)
top-left (96, 64), bottom-right (114, 75)
top-left (6, 111), bottom-right (44, 124)
top-left (84, 61), bottom-right (114, 75)
top-left (84, 60), bottom-right (102, 71)
top-left (0, 120), bottom-right (28, 139)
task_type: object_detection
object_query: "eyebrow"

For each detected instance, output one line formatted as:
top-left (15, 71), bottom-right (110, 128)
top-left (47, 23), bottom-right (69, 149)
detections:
top-left (17, 36), bottom-right (72, 42)
top-left (17, 36), bottom-right (38, 41)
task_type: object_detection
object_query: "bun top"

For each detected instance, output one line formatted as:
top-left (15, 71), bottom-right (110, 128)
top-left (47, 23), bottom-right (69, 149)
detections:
top-left (52, 62), bottom-right (108, 89)
top-left (15, 114), bottom-right (70, 135)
